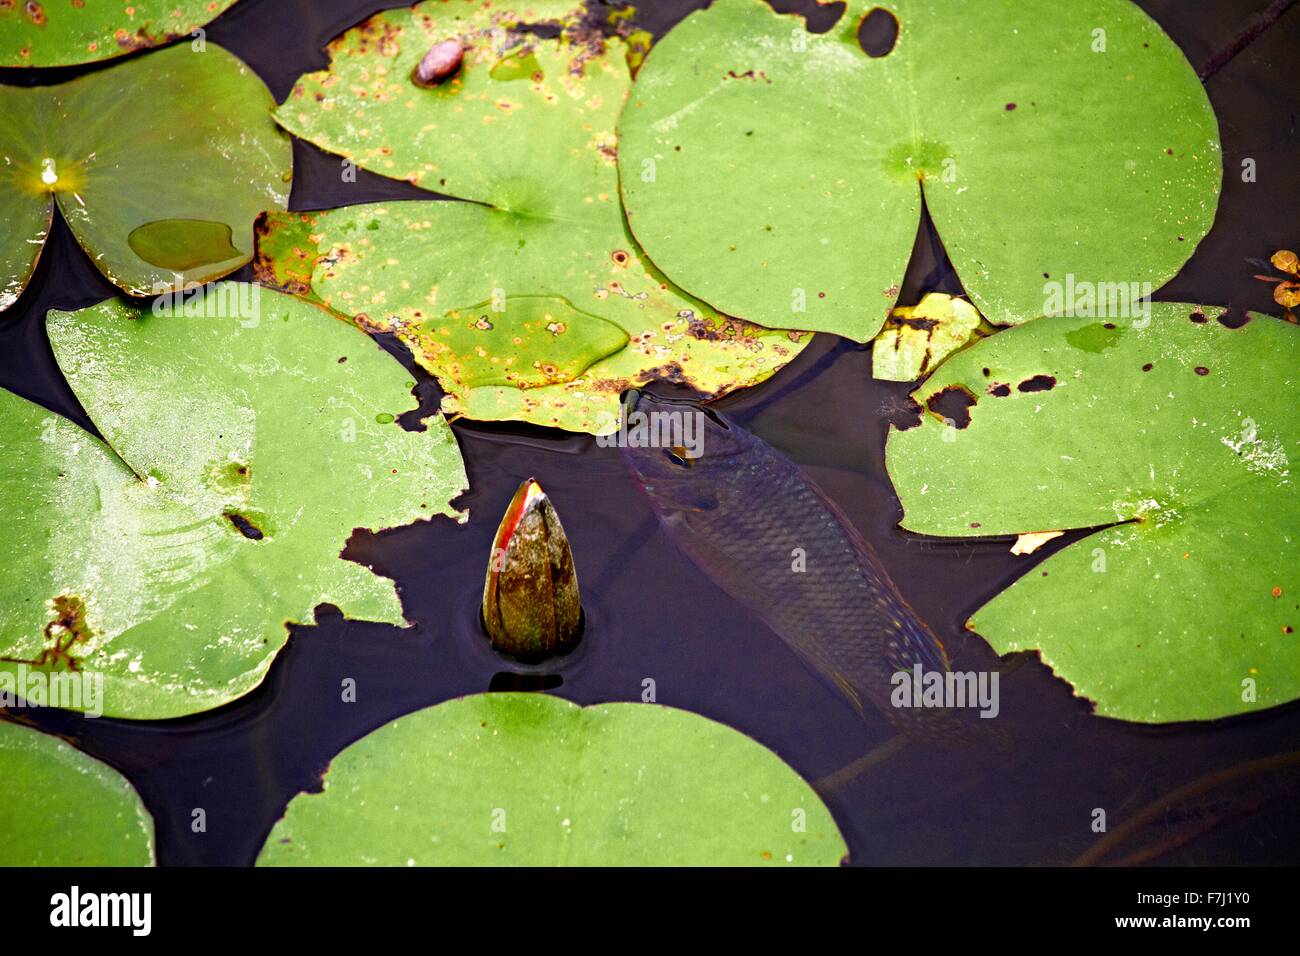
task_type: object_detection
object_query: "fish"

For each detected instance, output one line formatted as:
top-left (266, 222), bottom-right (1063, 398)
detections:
top-left (619, 389), bottom-right (997, 749)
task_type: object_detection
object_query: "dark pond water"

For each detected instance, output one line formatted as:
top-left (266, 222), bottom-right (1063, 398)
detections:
top-left (1, 0), bottom-right (1297, 866)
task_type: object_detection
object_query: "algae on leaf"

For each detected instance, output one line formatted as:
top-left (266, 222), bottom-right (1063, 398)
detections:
top-left (264, 0), bottom-right (808, 434)
top-left (0, 721), bottom-right (153, 866)
top-left (256, 694), bottom-right (846, 866)
top-left (0, 0), bottom-right (239, 67)
top-left (886, 305), bottom-right (1298, 723)
top-left (0, 284), bottom-right (467, 720)
top-left (618, 0), bottom-right (1221, 339)
top-left (0, 42), bottom-right (290, 311)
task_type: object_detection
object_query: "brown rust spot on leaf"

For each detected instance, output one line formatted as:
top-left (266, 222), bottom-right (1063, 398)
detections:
top-left (724, 69), bottom-right (772, 83)
top-left (1, 594), bottom-right (92, 671)
top-left (224, 510), bottom-right (265, 540)
top-left (1017, 374), bottom-right (1056, 393)
top-left (926, 384), bottom-right (977, 429)
top-left (683, 311), bottom-right (775, 346)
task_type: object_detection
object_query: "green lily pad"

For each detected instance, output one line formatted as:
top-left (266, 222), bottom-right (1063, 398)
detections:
top-left (0, 42), bottom-right (290, 312)
top-left (0, 721), bottom-right (153, 866)
top-left (618, 0), bottom-right (1220, 339)
top-left (0, 284), bottom-right (467, 720)
top-left (885, 305), bottom-right (1299, 723)
top-left (0, 0), bottom-right (238, 68)
top-left (256, 694), bottom-right (846, 865)
top-left (264, 0), bottom-right (808, 434)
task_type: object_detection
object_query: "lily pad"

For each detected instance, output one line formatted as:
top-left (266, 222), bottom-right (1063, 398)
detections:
top-left (886, 305), bottom-right (1299, 722)
top-left (0, 42), bottom-right (290, 312)
top-left (0, 721), bottom-right (153, 866)
top-left (872, 292), bottom-right (982, 381)
top-left (618, 0), bottom-right (1221, 339)
top-left (0, 0), bottom-right (238, 67)
top-left (0, 283), bottom-right (467, 720)
top-left (264, 0), bottom-right (808, 434)
top-left (256, 694), bottom-right (846, 865)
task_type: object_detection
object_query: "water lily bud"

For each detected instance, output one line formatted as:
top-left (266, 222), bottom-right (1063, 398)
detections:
top-left (482, 479), bottom-right (582, 660)
top-left (412, 39), bottom-right (465, 87)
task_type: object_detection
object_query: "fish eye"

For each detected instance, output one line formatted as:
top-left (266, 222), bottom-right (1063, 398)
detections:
top-left (665, 446), bottom-right (693, 468)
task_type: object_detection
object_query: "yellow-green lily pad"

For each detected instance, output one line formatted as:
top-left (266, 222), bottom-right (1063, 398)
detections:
top-left (872, 292), bottom-right (983, 381)
top-left (0, 0), bottom-right (239, 67)
top-left (262, 0), bottom-right (809, 434)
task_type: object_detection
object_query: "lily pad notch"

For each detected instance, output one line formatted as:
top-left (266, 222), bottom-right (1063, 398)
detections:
top-left (0, 41), bottom-right (290, 312)
top-left (617, 0), bottom-right (1222, 340)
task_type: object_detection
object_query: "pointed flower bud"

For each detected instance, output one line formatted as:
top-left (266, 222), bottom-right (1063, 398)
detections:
top-left (482, 478), bottom-right (582, 659)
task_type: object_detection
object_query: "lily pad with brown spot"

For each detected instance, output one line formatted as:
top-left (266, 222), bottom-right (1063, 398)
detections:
top-left (263, 0), bottom-right (809, 434)
top-left (0, 284), bottom-right (467, 720)
top-left (0, 42), bottom-right (290, 312)
top-left (0, 0), bottom-right (239, 68)
top-left (886, 304), bottom-right (1299, 723)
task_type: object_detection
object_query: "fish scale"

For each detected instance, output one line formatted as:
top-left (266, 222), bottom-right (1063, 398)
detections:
top-left (622, 392), bottom-right (995, 749)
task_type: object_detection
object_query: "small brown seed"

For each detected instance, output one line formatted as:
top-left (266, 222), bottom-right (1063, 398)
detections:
top-left (412, 39), bottom-right (465, 87)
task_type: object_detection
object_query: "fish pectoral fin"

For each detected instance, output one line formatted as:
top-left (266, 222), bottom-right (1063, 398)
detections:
top-left (828, 670), bottom-right (866, 718)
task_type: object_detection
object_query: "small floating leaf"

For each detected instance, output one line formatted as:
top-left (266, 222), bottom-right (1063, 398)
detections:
top-left (872, 292), bottom-right (982, 381)
top-left (1009, 531), bottom-right (1064, 556)
top-left (264, 0), bottom-right (808, 434)
top-left (0, 284), bottom-right (467, 720)
top-left (0, 721), bottom-right (153, 866)
top-left (618, 0), bottom-right (1220, 338)
top-left (886, 305), bottom-right (1299, 722)
top-left (256, 694), bottom-right (846, 866)
top-left (0, 43), bottom-right (291, 312)
top-left (0, 0), bottom-right (239, 68)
